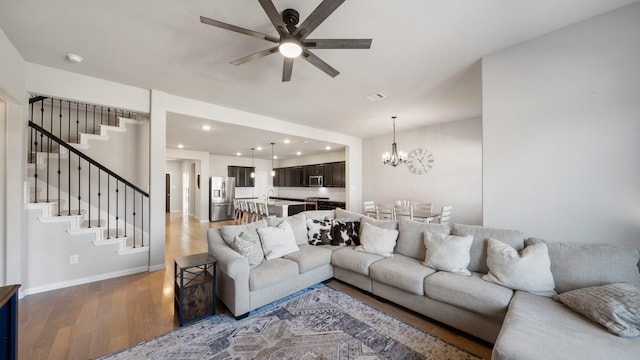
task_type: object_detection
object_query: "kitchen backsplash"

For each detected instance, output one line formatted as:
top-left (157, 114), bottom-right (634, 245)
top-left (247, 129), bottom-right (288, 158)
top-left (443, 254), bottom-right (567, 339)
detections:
top-left (275, 187), bottom-right (345, 202)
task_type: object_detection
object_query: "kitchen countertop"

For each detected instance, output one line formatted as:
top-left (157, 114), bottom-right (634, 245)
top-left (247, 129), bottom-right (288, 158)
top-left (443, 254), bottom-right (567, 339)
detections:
top-left (267, 200), bottom-right (307, 206)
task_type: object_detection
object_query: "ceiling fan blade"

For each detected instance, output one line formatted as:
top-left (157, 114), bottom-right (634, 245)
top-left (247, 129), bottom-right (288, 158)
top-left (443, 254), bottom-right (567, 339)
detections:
top-left (258, 0), bottom-right (288, 36)
top-left (230, 47), bottom-right (279, 65)
top-left (282, 58), bottom-right (294, 82)
top-left (294, 0), bottom-right (345, 40)
top-left (304, 38), bottom-right (372, 49)
top-left (200, 16), bottom-right (279, 43)
top-left (301, 50), bottom-right (339, 78)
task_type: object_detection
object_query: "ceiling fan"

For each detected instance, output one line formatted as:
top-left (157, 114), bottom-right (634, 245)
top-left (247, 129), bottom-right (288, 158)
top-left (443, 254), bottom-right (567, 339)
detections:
top-left (200, 0), bottom-right (372, 82)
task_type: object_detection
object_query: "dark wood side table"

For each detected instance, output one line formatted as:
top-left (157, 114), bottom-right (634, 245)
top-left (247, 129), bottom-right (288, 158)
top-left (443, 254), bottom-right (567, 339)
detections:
top-left (174, 253), bottom-right (216, 326)
top-left (0, 284), bottom-right (20, 360)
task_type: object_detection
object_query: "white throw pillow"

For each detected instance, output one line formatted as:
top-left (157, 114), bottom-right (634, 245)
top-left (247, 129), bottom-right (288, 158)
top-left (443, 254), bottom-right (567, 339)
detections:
top-left (258, 221), bottom-right (300, 260)
top-left (355, 221), bottom-right (398, 257)
top-left (482, 238), bottom-right (556, 294)
top-left (423, 232), bottom-right (473, 276)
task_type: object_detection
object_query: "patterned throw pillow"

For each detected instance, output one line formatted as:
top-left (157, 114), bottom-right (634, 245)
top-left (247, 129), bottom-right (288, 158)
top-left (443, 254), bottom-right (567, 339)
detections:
top-left (331, 220), bottom-right (360, 246)
top-left (231, 232), bottom-right (263, 268)
top-left (307, 218), bottom-right (333, 246)
top-left (554, 282), bottom-right (640, 337)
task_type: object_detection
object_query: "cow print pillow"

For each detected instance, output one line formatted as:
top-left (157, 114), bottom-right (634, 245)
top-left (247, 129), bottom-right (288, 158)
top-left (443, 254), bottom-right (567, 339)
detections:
top-left (332, 220), bottom-right (360, 246)
top-left (307, 218), bottom-right (333, 246)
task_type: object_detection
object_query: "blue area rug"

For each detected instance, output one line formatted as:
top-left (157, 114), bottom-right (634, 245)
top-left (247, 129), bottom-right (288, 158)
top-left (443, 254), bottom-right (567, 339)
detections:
top-left (101, 284), bottom-right (481, 359)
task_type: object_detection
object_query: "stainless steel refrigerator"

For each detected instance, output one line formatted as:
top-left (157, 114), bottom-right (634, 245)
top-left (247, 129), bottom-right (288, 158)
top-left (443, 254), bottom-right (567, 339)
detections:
top-left (209, 176), bottom-right (235, 221)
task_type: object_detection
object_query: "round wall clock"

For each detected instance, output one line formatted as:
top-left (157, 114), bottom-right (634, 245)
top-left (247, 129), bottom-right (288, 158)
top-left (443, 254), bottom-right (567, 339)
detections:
top-left (407, 148), bottom-right (434, 175)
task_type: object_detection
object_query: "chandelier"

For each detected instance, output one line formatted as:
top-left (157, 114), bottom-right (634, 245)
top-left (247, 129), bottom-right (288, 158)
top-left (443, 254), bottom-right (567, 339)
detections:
top-left (250, 148), bottom-right (255, 178)
top-left (270, 142), bottom-right (276, 177)
top-left (381, 116), bottom-right (407, 167)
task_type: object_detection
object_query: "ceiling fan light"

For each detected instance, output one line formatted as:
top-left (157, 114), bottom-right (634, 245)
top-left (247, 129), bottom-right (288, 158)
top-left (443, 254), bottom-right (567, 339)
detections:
top-left (279, 40), bottom-right (302, 58)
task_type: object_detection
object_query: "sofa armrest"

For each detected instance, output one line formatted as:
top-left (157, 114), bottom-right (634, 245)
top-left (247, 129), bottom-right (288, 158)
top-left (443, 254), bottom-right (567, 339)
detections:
top-left (207, 228), bottom-right (250, 280)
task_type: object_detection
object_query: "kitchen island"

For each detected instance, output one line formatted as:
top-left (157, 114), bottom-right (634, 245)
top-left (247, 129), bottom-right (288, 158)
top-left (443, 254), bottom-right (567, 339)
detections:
top-left (267, 200), bottom-right (307, 217)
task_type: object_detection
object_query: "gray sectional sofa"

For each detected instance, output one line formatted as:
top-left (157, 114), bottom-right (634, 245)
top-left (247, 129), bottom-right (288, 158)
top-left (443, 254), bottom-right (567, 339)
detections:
top-left (207, 208), bottom-right (640, 359)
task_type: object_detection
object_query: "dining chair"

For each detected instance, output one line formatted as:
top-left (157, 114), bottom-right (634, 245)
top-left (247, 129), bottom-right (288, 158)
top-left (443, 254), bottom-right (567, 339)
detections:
top-left (393, 204), bottom-right (413, 222)
top-left (257, 202), bottom-right (270, 220)
top-left (238, 200), bottom-right (250, 224)
top-left (363, 201), bottom-right (377, 218)
top-left (376, 203), bottom-right (394, 221)
top-left (412, 202), bottom-right (434, 222)
top-left (247, 201), bottom-right (259, 223)
top-left (233, 199), bottom-right (243, 224)
top-left (439, 205), bottom-right (453, 225)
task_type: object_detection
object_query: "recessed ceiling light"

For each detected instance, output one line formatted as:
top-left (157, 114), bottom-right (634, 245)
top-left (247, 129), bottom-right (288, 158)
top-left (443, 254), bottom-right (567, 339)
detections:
top-left (66, 53), bottom-right (84, 63)
top-left (284, 139), bottom-right (290, 144)
top-left (325, 146), bottom-right (331, 150)
top-left (296, 151), bottom-right (302, 156)
top-left (177, 144), bottom-right (184, 149)
top-left (273, 156), bottom-right (278, 160)
top-left (236, 152), bottom-right (242, 156)
top-left (256, 146), bottom-right (262, 151)
top-left (201, 125), bottom-right (211, 131)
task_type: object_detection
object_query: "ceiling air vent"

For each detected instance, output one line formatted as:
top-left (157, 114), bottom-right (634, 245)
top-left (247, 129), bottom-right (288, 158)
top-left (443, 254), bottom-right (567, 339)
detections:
top-left (365, 93), bottom-right (386, 102)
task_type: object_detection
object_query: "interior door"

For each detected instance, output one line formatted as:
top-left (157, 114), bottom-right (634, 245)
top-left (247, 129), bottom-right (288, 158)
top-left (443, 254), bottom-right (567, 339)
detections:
top-left (165, 173), bottom-right (170, 212)
top-left (254, 171), bottom-right (268, 202)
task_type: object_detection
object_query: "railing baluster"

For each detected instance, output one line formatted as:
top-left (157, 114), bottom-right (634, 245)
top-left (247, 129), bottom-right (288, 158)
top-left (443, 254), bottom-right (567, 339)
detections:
top-left (98, 169), bottom-right (101, 227)
top-left (115, 180), bottom-right (119, 238)
top-left (84, 103), bottom-right (88, 136)
top-left (141, 194), bottom-right (144, 247)
top-left (107, 174), bottom-right (110, 239)
top-left (67, 139), bottom-right (71, 215)
top-left (133, 190), bottom-right (136, 248)
top-left (92, 105), bottom-right (96, 134)
top-left (88, 163), bottom-right (91, 227)
top-left (77, 154), bottom-right (81, 215)
top-left (124, 185), bottom-right (127, 238)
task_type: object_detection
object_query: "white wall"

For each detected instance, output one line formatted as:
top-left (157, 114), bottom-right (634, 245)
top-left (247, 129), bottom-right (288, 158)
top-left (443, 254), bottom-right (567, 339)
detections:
top-left (363, 117), bottom-right (483, 225)
top-left (483, 3), bottom-right (640, 249)
top-left (0, 27), bottom-right (27, 287)
top-left (278, 150), bottom-right (345, 167)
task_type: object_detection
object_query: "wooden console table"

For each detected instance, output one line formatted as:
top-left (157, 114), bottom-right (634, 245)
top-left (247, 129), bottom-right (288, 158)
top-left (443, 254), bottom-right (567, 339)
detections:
top-left (0, 284), bottom-right (20, 360)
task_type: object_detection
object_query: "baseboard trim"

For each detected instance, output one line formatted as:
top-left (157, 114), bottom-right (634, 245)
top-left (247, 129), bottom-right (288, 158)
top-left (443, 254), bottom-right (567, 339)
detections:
top-left (148, 263), bottom-right (166, 272)
top-left (21, 266), bottom-right (149, 297)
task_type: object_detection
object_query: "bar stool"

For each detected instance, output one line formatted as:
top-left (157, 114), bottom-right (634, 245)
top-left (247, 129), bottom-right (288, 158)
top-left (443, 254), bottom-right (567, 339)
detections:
top-left (247, 201), bottom-right (259, 223)
top-left (257, 202), bottom-right (270, 220)
top-left (233, 199), bottom-right (243, 224)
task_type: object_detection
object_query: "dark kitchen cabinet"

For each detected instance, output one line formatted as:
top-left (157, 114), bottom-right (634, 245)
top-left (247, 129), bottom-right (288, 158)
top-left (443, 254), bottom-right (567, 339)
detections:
top-left (227, 166), bottom-right (255, 187)
top-left (272, 161), bottom-right (345, 188)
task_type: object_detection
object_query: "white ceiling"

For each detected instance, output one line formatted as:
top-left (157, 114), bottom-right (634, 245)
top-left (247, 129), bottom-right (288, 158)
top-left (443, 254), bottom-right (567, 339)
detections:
top-left (1, 0), bottom-right (637, 159)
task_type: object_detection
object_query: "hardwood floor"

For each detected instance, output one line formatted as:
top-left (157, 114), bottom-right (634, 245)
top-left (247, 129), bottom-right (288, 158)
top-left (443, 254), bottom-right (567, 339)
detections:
top-left (18, 212), bottom-right (493, 359)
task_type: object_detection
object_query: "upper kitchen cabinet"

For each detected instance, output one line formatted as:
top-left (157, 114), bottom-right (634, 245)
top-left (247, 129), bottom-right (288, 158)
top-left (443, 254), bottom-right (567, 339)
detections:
top-left (330, 161), bottom-right (346, 187)
top-left (227, 166), bottom-right (255, 187)
top-left (272, 161), bottom-right (345, 188)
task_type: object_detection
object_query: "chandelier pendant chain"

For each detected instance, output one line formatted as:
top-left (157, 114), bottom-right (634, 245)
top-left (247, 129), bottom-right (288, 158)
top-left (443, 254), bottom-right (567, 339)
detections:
top-left (382, 116), bottom-right (407, 167)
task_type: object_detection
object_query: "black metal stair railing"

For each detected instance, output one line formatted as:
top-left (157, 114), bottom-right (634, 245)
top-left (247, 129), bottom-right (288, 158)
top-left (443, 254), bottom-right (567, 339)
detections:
top-left (28, 120), bottom-right (149, 248)
top-left (29, 95), bottom-right (135, 146)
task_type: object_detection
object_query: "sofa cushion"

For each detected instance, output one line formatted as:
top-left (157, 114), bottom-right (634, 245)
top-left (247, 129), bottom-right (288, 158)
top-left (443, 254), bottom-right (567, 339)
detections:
top-left (482, 239), bottom-right (555, 295)
top-left (451, 224), bottom-right (525, 273)
top-left (304, 210), bottom-right (335, 221)
top-left (526, 238), bottom-right (640, 293)
top-left (424, 271), bottom-right (513, 321)
top-left (423, 232), bottom-right (473, 276)
top-left (355, 222), bottom-right (398, 258)
top-left (266, 213), bottom-right (308, 245)
top-left (396, 220), bottom-right (450, 260)
top-left (220, 219), bottom-right (268, 247)
top-left (359, 216), bottom-right (398, 239)
top-left (249, 258), bottom-right (299, 291)
top-left (220, 219), bottom-right (268, 259)
top-left (307, 218), bottom-right (333, 245)
top-left (258, 221), bottom-right (299, 260)
top-left (492, 291), bottom-right (640, 360)
top-left (554, 283), bottom-right (640, 338)
top-left (335, 208), bottom-right (363, 221)
top-left (231, 232), bottom-right (263, 268)
top-left (283, 244), bottom-right (333, 274)
top-left (332, 246), bottom-right (385, 276)
top-left (369, 254), bottom-right (436, 295)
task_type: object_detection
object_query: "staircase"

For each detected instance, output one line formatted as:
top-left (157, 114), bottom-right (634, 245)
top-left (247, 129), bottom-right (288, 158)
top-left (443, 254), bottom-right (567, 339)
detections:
top-left (23, 96), bottom-right (151, 294)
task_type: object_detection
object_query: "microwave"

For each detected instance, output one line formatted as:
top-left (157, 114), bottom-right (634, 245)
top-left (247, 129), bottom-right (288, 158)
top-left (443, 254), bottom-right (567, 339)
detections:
top-left (309, 175), bottom-right (323, 187)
